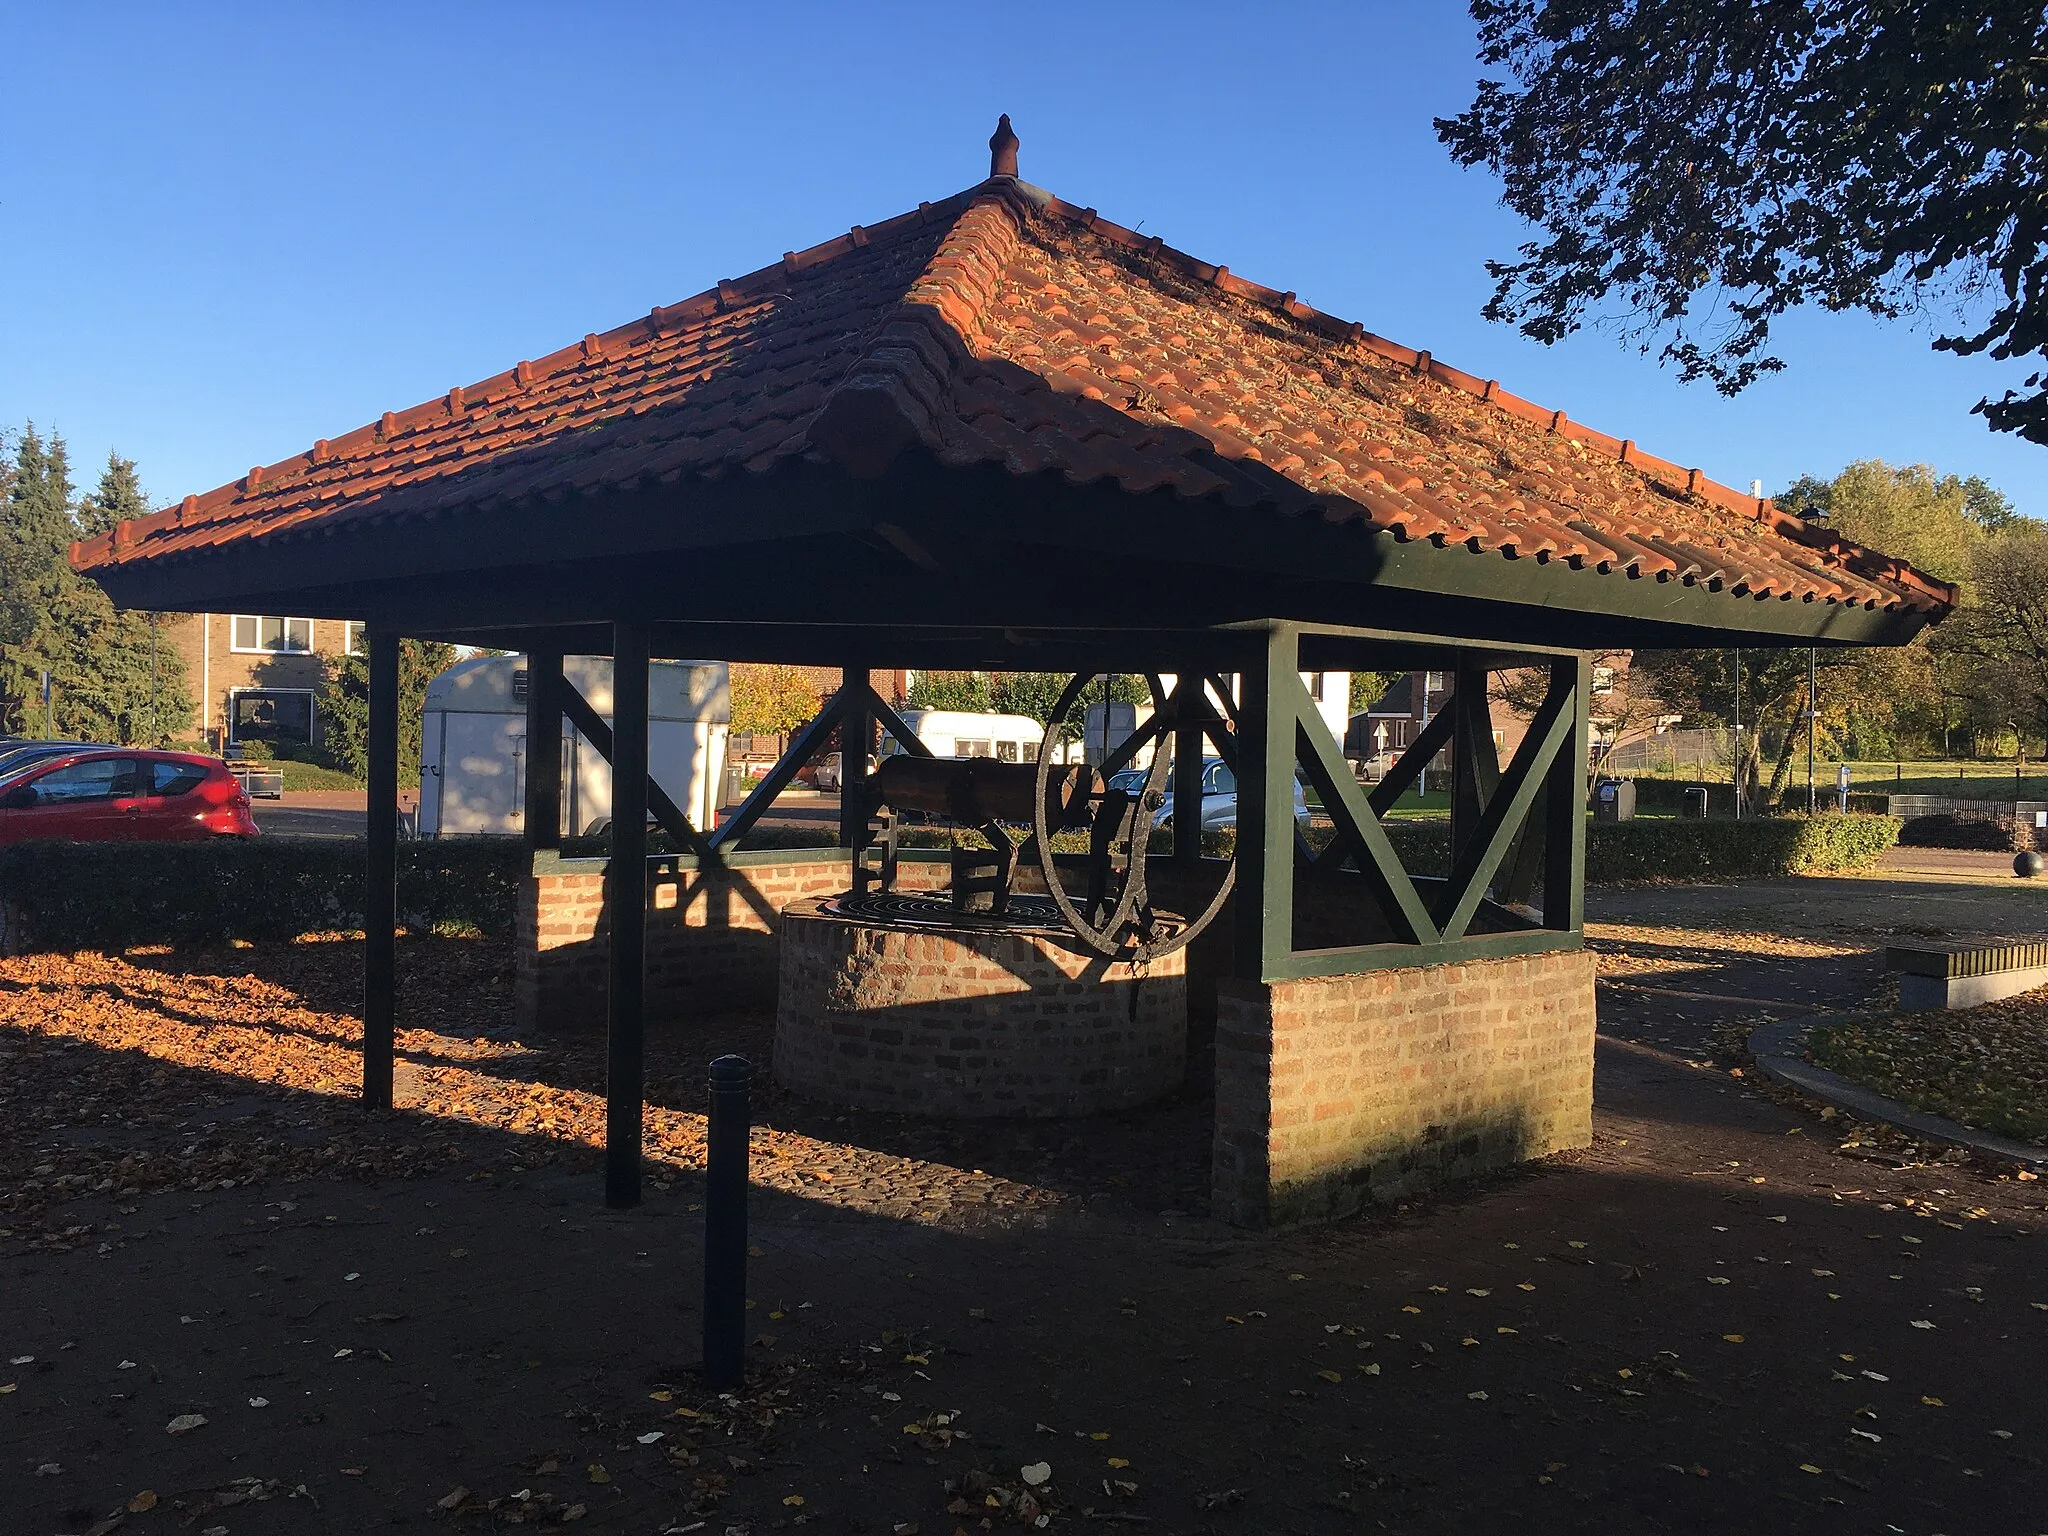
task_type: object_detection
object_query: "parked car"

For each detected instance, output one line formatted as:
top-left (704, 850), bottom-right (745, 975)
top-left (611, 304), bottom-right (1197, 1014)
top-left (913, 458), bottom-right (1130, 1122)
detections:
top-left (0, 739), bottom-right (114, 780)
top-left (0, 749), bottom-right (257, 843)
top-left (1106, 757), bottom-right (1311, 831)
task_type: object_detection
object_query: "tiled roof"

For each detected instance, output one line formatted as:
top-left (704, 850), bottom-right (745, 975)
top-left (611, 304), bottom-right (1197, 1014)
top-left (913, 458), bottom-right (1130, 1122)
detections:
top-left (72, 124), bottom-right (1953, 620)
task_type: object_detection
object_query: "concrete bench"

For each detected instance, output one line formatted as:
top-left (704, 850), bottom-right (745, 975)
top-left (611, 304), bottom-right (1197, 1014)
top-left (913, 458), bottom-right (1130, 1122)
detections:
top-left (1886, 940), bottom-right (2048, 1010)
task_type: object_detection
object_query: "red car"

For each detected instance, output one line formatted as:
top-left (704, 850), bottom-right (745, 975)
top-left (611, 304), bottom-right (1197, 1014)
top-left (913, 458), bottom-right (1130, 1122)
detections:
top-left (0, 749), bottom-right (258, 843)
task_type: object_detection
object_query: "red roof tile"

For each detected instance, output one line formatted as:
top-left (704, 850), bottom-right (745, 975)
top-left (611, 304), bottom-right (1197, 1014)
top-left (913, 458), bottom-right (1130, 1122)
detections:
top-left (72, 139), bottom-right (1953, 620)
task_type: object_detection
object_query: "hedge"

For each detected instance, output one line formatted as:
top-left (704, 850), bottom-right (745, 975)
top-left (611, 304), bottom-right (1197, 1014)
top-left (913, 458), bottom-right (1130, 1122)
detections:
top-left (0, 839), bottom-right (529, 952)
top-left (1328, 812), bottom-right (1900, 884)
top-left (0, 813), bottom-right (1901, 954)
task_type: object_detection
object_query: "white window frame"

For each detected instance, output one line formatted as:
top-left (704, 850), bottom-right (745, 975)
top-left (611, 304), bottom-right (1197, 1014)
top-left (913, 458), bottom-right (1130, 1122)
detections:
top-left (227, 685), bottom-right (318, 746)
top-left (230, 615), bottom-right (315, 655)
top-left (343, 620), bottom-right (367, 656)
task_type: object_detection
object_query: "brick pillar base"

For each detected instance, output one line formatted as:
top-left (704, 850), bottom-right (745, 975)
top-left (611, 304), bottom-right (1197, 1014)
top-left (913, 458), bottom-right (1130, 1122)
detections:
top-left (1211, 949), bottom-right (1596, 1227)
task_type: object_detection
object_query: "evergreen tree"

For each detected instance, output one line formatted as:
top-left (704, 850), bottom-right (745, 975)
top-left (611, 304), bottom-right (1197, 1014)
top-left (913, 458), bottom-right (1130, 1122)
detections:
top-left (76, 451), bottom-right (150, 538)
top-left (0, 427), bottom-right (193, 742)
top-left (319, 638), bottom-right (457, 785)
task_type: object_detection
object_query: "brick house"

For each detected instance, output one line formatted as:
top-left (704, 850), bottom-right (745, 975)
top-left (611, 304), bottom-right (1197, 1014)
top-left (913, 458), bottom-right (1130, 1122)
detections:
top-left (164, 611), bottom-right (363, 752)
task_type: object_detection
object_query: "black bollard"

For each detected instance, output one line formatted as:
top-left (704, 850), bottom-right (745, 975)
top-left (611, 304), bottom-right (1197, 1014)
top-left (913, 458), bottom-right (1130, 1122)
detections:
top-left (703, 1054), bottom-right (753, 1390)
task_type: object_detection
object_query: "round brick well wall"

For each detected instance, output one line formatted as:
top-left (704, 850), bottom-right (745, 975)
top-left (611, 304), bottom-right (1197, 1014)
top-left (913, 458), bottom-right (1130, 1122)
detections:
top-left (774, 899), bottom-right (1187, 1118)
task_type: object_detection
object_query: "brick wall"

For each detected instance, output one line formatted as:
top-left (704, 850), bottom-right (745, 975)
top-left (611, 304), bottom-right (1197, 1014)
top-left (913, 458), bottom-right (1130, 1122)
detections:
top-left (514, 853), bottom-right (947, 1030)
top-left (775, 901), bottom-right (1186, 1118)
top-left (1212, 948), bottom-right (1595, 1227)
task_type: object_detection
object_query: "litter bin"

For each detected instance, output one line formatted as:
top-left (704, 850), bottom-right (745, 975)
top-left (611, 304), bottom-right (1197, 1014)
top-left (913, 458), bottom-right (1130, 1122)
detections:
top-left (1681, 786), bottom-right (1709, 819)
top-left (1594, 778), bottom-right (1636, 822)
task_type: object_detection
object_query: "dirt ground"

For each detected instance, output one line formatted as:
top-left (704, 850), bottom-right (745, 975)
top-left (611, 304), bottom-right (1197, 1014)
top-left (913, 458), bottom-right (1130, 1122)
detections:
top-left (3, 866), bottom-right (2046, 1536)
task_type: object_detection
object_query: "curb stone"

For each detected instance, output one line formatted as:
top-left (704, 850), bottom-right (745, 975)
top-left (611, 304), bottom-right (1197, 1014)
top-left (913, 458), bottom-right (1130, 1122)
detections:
top-left (1748, 1012), bottom-right (2048, 1167)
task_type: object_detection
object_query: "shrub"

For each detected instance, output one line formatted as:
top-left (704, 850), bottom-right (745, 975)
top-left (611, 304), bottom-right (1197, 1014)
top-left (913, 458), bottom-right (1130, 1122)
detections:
top-left (0, 838), bottom-right (526, 951)
top-left (0, 814), bottom-right (1901, 954)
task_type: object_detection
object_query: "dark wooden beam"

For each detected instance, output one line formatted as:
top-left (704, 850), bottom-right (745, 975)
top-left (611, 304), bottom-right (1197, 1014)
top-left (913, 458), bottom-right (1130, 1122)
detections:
top-left (558, 680), bottom-right (710, 859)
top-left (839, 667), bottom-right (870, 851)
top-left (523, 648), bottom-right (563, 852)
top-left (606, 620), bottom-right (650, 1211)
top-left (706, 690), bottom-right (848, 852)
top-left (361, 629), bottom-right (399, 1112)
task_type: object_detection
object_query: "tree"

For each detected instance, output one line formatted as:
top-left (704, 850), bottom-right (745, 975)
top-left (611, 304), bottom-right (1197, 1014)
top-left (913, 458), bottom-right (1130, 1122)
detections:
top-left (0, 428), bottom-right (191, 742)
top-left (319, 638), bottom-right (457, 785)
top-left (1348, 671), bottom-right (1403, 716)
top-left (1775, 461), bottom-right (1993, 584)
top-left (1438, 3), bottom-right (2048, 441)
top-left (1943, 525), bottom-right (2048, 754)
top-left (728, 664), bottom-right (821, 736)
top-left (907, 671), bottom-right (993, 712)
top-left (75, 451), bottom-right (150, 538)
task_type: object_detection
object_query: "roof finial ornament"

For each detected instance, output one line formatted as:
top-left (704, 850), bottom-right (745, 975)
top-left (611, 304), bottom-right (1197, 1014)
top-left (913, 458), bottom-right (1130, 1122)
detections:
top-left (989, 113), bottom-right (1019, 178)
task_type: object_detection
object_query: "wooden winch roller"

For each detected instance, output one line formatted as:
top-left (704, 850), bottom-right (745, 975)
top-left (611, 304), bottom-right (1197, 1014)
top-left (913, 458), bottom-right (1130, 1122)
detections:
top-left (868, 755), bottom-right (1097, 829)
top-left (848, 672), bottom-right (1232, 963)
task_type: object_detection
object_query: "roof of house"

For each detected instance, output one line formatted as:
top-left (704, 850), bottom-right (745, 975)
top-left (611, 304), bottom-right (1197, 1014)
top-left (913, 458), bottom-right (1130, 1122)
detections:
top-left (71, 116), bottom-right (1953, 625)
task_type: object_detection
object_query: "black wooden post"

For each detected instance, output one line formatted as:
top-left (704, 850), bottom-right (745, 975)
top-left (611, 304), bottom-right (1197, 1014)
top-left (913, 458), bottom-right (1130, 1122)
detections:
top-left (838, 666), bottom-right (870, 852)
top-left (362, 628), bottom-right (399, 1111)
top-left (606, 622), bottom-right (651, 1210)
top-left (703, 1053), bottom-right (753, 1389)
top-left (1173, 675), bottom-right (1205, 864)
top-left (524, 646), bottom-right (563, 851)
top-left (1233, 626), bottom-right (1298, 981)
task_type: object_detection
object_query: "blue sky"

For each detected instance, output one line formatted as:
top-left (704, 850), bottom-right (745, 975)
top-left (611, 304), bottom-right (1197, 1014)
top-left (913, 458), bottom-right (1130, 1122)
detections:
top-left (4, 2), bottom-right (2042, 515)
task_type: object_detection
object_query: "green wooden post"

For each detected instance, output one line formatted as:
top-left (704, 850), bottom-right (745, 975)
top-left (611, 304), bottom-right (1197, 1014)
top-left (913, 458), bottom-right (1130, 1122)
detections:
top-left (606, 621), bottom-right (651, 1210)
top-left (361, 628), bottom-right (399, 1111)
top-left (523, 647), bottom-right (563, 851)
top-left (1172, 675), bottom-right (1205, 864)
top-left (839, 666), bottom-right (870, 852)
top-left (1543, 654), bottom-right (1591, 933)
top-left (1450, 657), bottom-right (1499, 863)
top-left (1232, 625), bottom-right (1299, 982)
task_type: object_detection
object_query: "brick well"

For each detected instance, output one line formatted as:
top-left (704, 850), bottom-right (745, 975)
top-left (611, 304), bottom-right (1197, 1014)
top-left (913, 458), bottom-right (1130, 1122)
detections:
top-left (1211, 948), bottom-right (1596, 1227)
top-left (513, 851), bottom-right (946, 1031)
top-left (774, 900), bottom-right (1187, 1118)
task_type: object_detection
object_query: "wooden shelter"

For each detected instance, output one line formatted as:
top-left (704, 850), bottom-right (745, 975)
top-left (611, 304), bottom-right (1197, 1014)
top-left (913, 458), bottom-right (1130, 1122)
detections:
top-left (75, 118), bottom-right (1952, 1224)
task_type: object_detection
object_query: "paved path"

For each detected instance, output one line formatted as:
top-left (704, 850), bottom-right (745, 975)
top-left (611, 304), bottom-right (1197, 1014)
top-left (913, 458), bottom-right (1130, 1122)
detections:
top-left (5, 869), bottom-right (2044, 1533)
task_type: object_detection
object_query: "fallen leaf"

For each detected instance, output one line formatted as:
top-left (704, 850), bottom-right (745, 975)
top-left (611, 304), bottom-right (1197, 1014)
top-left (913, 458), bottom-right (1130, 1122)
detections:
top-left (1317, 1370), bottom-right (1342, 1384)
top-left (636, 1431), bottom-right (665, 1445)
top-left (587, 1464), bottom-right (611, 1485)
top-left (127, 1492), bottom-right (157, 1514)
top-left (782, 1494), bottom-right (806, 1507)
top-left (1020, 1462), bottom-right (1051, 1487)
top-left (1467, 1390), bottom-right (1489, 1401)
top-left (165, 1413), bottom-right (207, 1435)
top-left (437, 1487), bottom-right (469, 1510)
top-left (1721, 1335), bottom-right (1744, 1344)
top-left (1108, 1457), bottom-right (1130, 1469)
top-left (248, 1396), bottom-right (269, 1408)
top-left (1911, 1320), bottom-right (1937, 1330)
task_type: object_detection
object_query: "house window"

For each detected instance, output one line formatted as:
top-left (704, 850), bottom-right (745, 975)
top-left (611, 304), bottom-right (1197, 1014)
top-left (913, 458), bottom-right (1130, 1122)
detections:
top-left (344, 621), bottom-right (367, 655)
top-left (1308, 672), bottom-right (1326, 703)
top-left (230, 688), bottom-right (315, 746)
top-left (1591, 664), bottom-right (1618, 695)
top-left (231, 615), bottom-right (313, 654)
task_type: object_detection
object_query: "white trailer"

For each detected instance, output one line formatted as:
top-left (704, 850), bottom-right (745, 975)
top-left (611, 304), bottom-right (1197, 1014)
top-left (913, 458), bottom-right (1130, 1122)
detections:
top-left (879, 709), bottom-right (1047, 763)
top-left (418, 655), bottom-right (730, 838)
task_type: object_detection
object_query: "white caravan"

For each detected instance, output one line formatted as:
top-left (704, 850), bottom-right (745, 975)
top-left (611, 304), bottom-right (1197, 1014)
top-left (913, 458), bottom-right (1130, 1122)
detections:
top-left (418, 655), bottom-right (730, 837)
top-left (880, 709), bottom-right (1047, 763)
